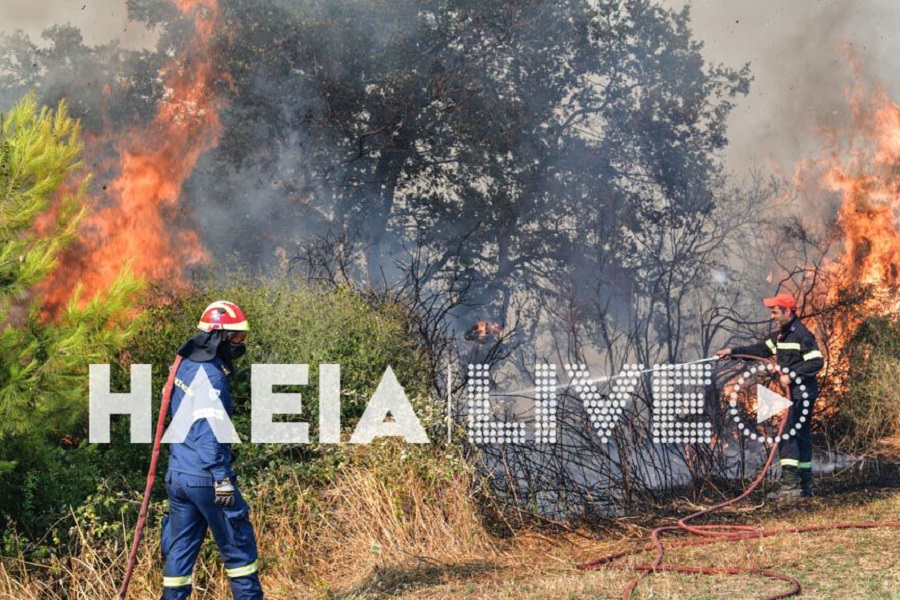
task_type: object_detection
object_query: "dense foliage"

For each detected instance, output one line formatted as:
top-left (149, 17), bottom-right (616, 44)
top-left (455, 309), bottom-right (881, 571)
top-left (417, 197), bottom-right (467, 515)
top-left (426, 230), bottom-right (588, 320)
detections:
top-left (0, 94), bottom-right (144, 540)
top-left (0, 0), bottom-right (754, 364)
top-left (830, 316), bottom-right (900, 454)
top-left (0, 0), bottom-right (767, 547)
top-left (3, 270), bottom-right (441, 556)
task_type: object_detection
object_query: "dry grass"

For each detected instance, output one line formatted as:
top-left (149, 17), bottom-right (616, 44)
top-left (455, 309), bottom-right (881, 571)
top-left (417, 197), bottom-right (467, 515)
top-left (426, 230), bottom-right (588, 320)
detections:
top-left (3, 455), bottom-right (900, 599)
top-left (0, 443), bottom-right (500, 600)
top-left (366, 489), bottom-right (900, 600)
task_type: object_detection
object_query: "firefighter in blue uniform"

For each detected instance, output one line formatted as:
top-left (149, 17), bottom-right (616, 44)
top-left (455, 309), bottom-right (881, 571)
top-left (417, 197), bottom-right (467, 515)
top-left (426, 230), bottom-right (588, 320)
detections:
top-left (716, 293), bottom-right (825, 498)
top-left (161, 300), bottom-right (264, 599)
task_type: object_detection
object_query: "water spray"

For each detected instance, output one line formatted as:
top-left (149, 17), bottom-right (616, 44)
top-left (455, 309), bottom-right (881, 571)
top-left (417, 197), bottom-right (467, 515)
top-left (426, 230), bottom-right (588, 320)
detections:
top-left (492, 356), bottom-right (721, 398)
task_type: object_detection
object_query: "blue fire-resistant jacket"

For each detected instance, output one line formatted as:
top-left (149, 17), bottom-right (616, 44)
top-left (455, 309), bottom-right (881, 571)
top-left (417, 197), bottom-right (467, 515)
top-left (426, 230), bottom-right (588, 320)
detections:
top-left (167, 357), bottom-right (236, 482)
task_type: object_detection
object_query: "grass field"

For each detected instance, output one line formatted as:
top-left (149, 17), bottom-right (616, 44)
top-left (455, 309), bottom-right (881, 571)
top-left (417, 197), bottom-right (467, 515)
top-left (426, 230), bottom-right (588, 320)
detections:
top-left (335, 484), bottom-right (900, 600)
top-left (3, 464), bottom-right (900, 600)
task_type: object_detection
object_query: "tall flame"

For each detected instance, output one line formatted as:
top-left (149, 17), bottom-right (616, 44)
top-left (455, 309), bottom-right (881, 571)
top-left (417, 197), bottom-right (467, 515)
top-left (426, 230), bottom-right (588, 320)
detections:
top-left (39, 0), bottom-right (223, 314)
top-left (824, 79), bottom-right (900, 305)
top-left (787, 54), bottom-right (900, 401)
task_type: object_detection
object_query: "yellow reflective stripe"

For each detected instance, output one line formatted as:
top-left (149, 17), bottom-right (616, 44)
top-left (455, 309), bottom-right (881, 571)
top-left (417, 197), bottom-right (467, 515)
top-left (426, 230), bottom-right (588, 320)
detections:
top-left (776, 342), bottom-right (801, 350)
top-left (780, 458), bottom-right (799, 467)
top-left (765, 340), bottom-right (777, 354)
top-left (803, 350), bottom-right (823, 361)
top-left (798, 462), bottom-right (812, 469)
top-left (174, 378), bottom-right (193, 396)
top-left (163, 575), bottom-right (192, 587)
top-left (226, 561), bottom-right (258, 578)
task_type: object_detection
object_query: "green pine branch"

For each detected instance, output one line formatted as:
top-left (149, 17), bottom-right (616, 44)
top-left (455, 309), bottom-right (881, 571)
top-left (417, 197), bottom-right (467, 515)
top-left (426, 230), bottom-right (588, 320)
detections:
top-left (0, 93), bottom-right (145, 465)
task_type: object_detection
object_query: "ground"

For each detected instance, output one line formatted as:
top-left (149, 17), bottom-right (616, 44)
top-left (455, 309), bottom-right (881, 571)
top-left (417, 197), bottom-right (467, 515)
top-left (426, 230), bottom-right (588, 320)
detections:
top-left (334, 479), bottom-right (900, 600)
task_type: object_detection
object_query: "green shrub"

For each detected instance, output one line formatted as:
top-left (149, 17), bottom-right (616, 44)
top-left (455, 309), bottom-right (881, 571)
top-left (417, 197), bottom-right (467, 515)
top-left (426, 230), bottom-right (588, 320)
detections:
top-left (4, 268), bottom-right (443, 560)
top-left (832, 316), bottom-right (900, 454)
top-left (79, 274), bottom-right (436, 531)
top-left (0, 94), bottom-right (144, 541)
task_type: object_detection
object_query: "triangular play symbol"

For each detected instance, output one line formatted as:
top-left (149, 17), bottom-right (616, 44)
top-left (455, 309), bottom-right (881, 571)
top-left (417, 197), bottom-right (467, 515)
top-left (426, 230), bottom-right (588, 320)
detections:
top-left (756, 384), bottom-right (792, 424)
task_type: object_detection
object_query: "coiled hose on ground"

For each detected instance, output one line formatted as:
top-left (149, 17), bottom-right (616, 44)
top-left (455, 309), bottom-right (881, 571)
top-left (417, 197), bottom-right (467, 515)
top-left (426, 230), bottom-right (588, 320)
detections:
top-left (579, 355), bottom-right (900, 600)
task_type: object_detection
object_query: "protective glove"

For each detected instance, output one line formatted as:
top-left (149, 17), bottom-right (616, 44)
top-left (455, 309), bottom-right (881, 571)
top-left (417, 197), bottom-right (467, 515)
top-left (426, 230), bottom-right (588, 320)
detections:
top-left (214, 478), bottom-right (236, 508)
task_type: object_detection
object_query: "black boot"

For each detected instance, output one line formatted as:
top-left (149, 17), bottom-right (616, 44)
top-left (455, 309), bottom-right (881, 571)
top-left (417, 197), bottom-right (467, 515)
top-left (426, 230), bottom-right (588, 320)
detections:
top-left (799, 468), bottom-right (814, 497)
top-left (767, 465), bottom-right (802, 499)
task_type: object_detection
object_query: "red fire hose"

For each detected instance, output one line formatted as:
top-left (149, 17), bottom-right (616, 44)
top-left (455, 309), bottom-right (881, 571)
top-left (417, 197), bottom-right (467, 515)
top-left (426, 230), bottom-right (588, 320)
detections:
top-left (118, 355), bottom-right (183, 600)
top-left (579, 355), bottom-right (900, 600)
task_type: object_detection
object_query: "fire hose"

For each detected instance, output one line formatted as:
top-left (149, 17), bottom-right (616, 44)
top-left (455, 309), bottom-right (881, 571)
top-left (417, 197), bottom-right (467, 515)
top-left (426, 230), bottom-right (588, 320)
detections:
top-left (118, 355), bottom-right (183, 600)
top-left (578, 354), bottom-right (900, 600)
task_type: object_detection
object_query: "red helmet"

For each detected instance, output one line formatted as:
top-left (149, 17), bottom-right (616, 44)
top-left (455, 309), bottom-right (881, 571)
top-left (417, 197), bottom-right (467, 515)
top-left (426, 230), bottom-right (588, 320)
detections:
top-left (197, 300), bottom-right (249, 332)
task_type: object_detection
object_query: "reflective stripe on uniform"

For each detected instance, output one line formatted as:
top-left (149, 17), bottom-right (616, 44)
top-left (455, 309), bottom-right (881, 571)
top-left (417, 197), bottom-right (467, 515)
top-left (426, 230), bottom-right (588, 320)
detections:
top-left (776, 342), bottom-right (801, 351)
top-left (226, 560), bottom-right (258, 578)
top-left (765, 340), bottom-right (777, 354)
top-left (174, 378), bottom-right (193, 396)
top-left (798, 462), bottom-right (812, 469)
top-left (780, 458), bottom-right (799, 467)
top-left (163, 575), bottom-right (192, 587)
top-left (803, 350), bottom-right (823, 361)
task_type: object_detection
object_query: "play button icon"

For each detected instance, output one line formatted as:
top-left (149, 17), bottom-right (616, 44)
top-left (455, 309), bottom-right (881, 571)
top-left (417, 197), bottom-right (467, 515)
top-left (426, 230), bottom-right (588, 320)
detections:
top-left (756, 384), bottom-right (792, 424)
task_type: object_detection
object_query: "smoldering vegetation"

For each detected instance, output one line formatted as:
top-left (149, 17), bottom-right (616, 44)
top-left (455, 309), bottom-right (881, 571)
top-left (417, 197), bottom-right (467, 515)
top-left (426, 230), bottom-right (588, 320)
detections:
top-left (1, 0), bottom-right (891, 523)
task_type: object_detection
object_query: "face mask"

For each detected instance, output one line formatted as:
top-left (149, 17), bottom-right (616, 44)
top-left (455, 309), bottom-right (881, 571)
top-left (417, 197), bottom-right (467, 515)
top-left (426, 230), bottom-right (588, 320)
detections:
top-left (223, 342), bottom-right (247, 360)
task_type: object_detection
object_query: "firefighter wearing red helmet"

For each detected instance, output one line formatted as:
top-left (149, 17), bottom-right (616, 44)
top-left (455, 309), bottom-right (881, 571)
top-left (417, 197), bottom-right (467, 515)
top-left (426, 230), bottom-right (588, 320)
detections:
top-left (160, 301), bottom-right (263, 599)
top-left (197, 300), bottom-right (250, 334)
top-left (716, 293), bottom-right (824, 498)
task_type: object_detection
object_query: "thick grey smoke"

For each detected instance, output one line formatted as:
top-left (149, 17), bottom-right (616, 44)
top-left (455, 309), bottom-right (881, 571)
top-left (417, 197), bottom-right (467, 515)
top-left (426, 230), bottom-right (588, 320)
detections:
top-left (3, 0), bottom-right (878, 515)
top-left (0, 0), bottom-right (155, 49)
top-left (662, 0), bottom-right (900, 178)
top-left (6, 0), bottom-right (900, 178)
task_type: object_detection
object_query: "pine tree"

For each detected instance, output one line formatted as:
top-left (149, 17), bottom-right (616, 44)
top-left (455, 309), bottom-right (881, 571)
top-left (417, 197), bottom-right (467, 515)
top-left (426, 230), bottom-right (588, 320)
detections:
top-left (0, 94), bottom-right (144, 496)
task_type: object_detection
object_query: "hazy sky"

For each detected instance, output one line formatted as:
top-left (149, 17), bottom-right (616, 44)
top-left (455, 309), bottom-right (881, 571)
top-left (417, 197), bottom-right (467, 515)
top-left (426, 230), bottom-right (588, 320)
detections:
top-left (2, 0), bottom-right (900, 177)
top-left (661, 0), bottom-right (900, 177)
top-left (0, 0), bottom-right (157, 49)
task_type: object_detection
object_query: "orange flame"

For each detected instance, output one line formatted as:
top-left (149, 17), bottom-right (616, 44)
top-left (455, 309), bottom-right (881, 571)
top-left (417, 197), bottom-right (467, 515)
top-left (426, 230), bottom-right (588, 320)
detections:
top-left (824, 81), bottom-right (900, 305)
top-left (38, 0), bottom-right (223, 315)
top-left (782, 53), bottom-right (900, 406)
top-left (464, 320), bottom-right (503, 343)
top-left (819, 67), bottom-right (900, 336)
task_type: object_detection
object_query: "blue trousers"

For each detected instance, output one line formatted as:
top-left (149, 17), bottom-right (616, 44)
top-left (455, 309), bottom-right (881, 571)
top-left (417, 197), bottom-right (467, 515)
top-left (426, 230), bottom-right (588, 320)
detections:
top-left (161, 471), bottom-right (264, 599)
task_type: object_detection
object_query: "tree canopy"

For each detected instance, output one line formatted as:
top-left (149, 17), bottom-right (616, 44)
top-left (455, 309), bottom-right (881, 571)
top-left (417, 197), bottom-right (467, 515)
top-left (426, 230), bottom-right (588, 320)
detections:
top-left (0, 0), bottom-right (753, 363)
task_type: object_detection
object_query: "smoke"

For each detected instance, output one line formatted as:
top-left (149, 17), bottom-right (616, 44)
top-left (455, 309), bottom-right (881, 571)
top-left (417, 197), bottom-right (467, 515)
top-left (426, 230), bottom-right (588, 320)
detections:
top-left (7, 1), bottom-right (900, 201)
top-left (6, 0), bottom-right (891, 347)
top-left (3, 0), bottom-right (873, 516)
top-left (661, 0), bottom-right (900, 179)
top-left (0, 0), bottom-right (156, 50)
